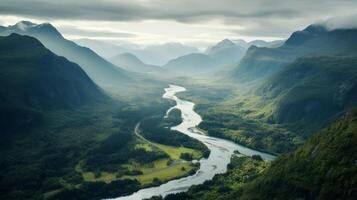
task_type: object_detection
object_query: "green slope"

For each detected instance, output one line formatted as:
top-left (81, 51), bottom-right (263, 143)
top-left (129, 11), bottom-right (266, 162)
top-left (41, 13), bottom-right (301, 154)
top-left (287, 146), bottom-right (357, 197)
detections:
top-left (257, 56), bottom-right (357, 135)
top-left (0, 33), bottom-right (106, 133)
top-left (241, 108), bottom-right (357, 200)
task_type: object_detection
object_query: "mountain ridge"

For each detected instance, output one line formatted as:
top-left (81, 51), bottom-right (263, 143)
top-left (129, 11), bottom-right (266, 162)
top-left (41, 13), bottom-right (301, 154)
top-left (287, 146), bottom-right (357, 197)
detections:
top-left (233, 24), bottom-right (357, 81)
top-left (0, 33), bottom-right (106, 133)
top-left (109, 52), bottom-right (162, 73)
top-left (0, 21), bottom-right (130, 87)
top-left (163, 53), bottom-right (217, 74)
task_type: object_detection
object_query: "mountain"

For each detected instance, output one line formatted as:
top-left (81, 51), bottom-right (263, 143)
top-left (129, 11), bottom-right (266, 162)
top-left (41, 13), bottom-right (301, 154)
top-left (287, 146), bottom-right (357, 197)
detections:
top-left (162, 39), bottom-right (247, 75)
top-left (135, 43), bottom-right (200, 66)
top-left (163, 53), bottom-right (217, 74)
top-left (75, 39), bottom-right (199, 66)
top-left (0, 21), bottom-right (129, 87)
top-left (233, 25), bottom-right (357, 81)
top-left (241, 108), bottom-right (357, 200)
top-left (109, 53), bottom-right (162, 73)
top-left (162, 38), bottom-right (283, 75)
top-left (205, 39), bottom-right (246, 65)
top-left (257, 56), bottom-right (357, 134)
top-left (0, 33), bottom-right (106, 133)
top-left (234, 39), bottom-right (284, 48)
top-left (248, 39), bottom-right (284, 48)
top-left (74, 38), bottom-right (131, 58)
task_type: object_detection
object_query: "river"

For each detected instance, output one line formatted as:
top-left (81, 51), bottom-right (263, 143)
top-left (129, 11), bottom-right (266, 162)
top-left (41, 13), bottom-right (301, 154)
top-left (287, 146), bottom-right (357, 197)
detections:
top-left (111, 84), bottom-right (275, 200)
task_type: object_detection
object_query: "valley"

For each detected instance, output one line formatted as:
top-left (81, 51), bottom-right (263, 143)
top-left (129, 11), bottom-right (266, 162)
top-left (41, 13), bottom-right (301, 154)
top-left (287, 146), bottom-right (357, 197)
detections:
top-left (0, 7), bottom-right (357, 200)
top-left (115, 85), bottom-right (275, 200)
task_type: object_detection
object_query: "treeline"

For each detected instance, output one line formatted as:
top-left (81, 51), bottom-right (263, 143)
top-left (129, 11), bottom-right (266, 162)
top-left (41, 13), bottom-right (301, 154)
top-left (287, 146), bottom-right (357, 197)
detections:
top-left (199, 112), bottom-right (295, 154)
top-left (49, 179), bottom-right (140, 200)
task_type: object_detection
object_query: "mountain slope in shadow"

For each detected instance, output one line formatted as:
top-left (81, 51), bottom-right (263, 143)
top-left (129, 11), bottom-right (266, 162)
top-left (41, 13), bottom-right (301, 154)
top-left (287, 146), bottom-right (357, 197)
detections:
top-left (0, 21), bottom-right (130, 87)
top-left (0, 33), bottom-right (106, 133)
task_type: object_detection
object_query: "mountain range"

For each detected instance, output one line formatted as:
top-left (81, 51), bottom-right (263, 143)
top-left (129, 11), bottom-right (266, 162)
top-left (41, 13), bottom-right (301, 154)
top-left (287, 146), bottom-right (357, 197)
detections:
top-left (162, 39), bottom-right (247, 74)
top-left (225, 25), bottom-right (357, 137)
top-left (162, 38), bottom-right (285, 75)
top-left (1, 18), bottom-right (357, 200)
top-left (75, 38), bottom-right (199, 66)
top-left (205, 39), bottom-right (247, 66)
top-left (234, 39), bottom-right (284, 48)
top-left (77, 38), bottom-right (283, 75)
top-left (0, 21), bottom-right (129, 87)
top-left (233, 25), bottom-right (357, 81)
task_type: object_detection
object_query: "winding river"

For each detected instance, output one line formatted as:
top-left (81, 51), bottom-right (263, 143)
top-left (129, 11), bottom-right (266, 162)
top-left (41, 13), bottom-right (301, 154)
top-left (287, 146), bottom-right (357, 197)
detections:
top-left (112, 84), bottom-right (275, 200)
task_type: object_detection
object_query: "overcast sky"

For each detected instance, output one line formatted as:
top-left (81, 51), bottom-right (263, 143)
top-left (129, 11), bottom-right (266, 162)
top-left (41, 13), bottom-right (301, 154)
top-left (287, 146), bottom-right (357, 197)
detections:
top-left (0, 0), bottom-right (357, 48)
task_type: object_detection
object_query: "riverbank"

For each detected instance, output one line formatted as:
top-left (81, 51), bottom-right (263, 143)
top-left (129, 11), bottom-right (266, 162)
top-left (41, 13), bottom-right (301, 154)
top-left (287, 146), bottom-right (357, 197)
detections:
top-left (111, 85), bottom-right (275, 200)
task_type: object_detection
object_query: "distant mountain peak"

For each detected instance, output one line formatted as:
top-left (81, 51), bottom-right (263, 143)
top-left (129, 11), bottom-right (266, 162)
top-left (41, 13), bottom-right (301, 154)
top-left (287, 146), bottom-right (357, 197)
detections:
top-left (0, 20), bottom-right (129, 86)
top-left (110, 52), bottom-right (161, 73)
top-left (285, 24), bottom-right (328, 46)
top-left (303, 24), bottom-right (328, 34)
top-left (219, 38), bottom-right (235, 45)
top-left (247, 45), bottom-right (259, 51)
top-left (115, 52), bottom-right (144, 64)
top-left (14, 21), bottom-right (37, 31)
top-left (0, 34), bottom-right (105, 111)
top-left (214, 39), bottom-right (236, 49)
top-left (206, 39), bottom-right (238, 54)
top-left (120, 52), bottom-right (137, 58)
top-left (8, 20), bottom-right (62, 38)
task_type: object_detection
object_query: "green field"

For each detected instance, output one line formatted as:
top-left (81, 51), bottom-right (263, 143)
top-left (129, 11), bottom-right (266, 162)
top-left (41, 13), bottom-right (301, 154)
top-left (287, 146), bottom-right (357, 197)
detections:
top-left (122, 159), bottom-right (197, 185)
top-left (154, 143), bottom-right (202, 160)
top-left (77, 133), bottom-right (202, 186)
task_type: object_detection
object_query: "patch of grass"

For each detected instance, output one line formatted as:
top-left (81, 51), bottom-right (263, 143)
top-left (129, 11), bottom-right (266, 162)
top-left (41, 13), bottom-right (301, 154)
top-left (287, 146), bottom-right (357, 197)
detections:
top-left (155, 143), bottom-right (202, 160)
top-left (80, 158), bottom-right (198, 186)
top-left (135, 143), bottom-right (154, 152)
top-left (76, 129), bottom-right (202, 186)
top-left (122, 160), bottom-right (197, 185)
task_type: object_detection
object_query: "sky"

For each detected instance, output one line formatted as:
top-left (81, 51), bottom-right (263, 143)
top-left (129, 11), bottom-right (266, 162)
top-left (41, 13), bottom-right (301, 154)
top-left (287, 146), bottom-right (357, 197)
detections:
top-left (0, 0), bottom-right (357, 49)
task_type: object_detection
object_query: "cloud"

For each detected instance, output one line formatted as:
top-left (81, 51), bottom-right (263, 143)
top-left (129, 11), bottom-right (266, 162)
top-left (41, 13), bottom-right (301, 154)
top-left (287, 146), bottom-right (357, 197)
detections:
top-left (1, 0), bottom-right (357, 45)
top-left (0, 0), bottom-right (298, 22)
top-left (58, 25), bottom-right (137, 38)
top-left (0, 0), bottom-right (354, 23)
top-left (322, 13), bottom-right (357, 30)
